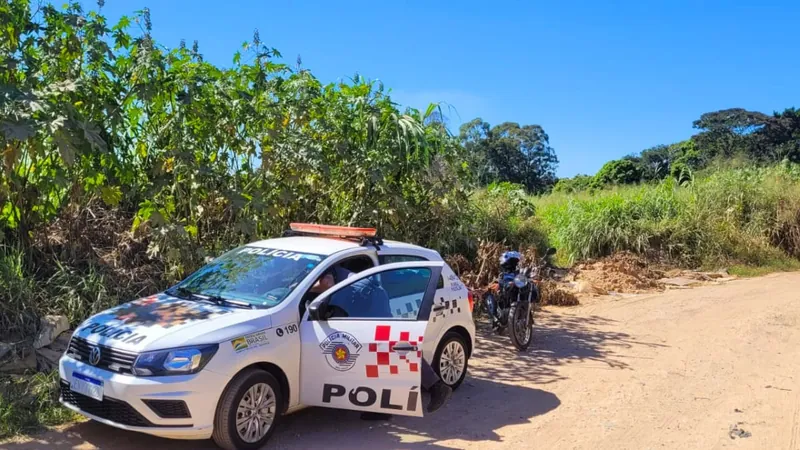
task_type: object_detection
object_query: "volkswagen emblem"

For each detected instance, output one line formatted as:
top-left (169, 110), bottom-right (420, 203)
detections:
top-left (89, 346), bottom-right (102, 366)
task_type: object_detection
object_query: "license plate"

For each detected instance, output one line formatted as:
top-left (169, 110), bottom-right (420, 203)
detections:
top-left (71, 372), bottom-right (103, 401)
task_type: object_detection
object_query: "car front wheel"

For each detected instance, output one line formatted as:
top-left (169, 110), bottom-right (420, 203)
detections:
top-left (432, 332), bottom-right (468, 390)
top-left (213, 368), bottom-right (283, 450)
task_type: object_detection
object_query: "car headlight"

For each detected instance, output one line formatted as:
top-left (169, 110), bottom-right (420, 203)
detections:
top-left (513, 274), bottom-right (528, 288)
top-left (132, 344), bottom-right (218, 377)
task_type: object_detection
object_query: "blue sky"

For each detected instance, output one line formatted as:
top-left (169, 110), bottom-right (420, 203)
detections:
top-left (83, 0), bottom-right (799, 177)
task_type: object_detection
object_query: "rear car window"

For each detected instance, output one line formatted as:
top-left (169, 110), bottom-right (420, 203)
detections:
top-left (379, 254), bottom-right (444, 288)
top-left (379, 255), bottom-right (427, 264)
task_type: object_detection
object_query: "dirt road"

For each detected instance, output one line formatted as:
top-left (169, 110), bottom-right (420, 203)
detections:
top-left (4, 272), bottom-right (800, 450)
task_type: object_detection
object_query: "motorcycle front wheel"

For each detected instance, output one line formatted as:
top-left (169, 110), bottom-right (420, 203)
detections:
top-left (508, 301), bottom-right (532, 351)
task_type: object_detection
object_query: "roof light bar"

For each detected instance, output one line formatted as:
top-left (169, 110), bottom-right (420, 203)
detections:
top-left (289, 223), bottom-right (378, 238)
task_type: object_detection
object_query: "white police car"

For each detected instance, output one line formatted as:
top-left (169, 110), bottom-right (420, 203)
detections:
top-left (59, 224), bottom-right (476, 449)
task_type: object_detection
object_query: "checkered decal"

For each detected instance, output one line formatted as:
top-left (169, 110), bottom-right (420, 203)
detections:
top-left (431, 298), bottom-right (461, 323)
top-left (365, 325), bottom-right (424, 378)
top-left (395, 299), bottom-right (423, 319)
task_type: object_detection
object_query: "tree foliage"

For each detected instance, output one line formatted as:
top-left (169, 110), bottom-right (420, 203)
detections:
top-left (638, 145), bottom-right (675, 181)
top-left (459, 118), bottom-right (558, 193)
top-left (689, 107), bottom-right (800, 165)
top-left (757, 108), bottom-right (800, 163)
top-left (592, 158), bottom-right (642, 188)
top-left (0, 0), bottom-right (473, 277)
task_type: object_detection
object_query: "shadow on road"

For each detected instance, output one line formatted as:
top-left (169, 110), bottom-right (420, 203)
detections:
top-left (2, 309), bottom-right (664, 449)
top-left (469, 310), bottom-right (668, 385)
top-left (1, 378), bottom-right (558, 450)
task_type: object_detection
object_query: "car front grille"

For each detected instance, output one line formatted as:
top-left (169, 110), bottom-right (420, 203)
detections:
top-left (60, 380), bottom-right (193, 428)
top-left (60, 379), bottom-right (151, 427)
top-left (143, 399), bottom-right (192, 419)
top-left (65, 337), bottom-right (138, 374)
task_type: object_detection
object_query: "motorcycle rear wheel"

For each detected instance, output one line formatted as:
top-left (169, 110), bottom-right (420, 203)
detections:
top-left (508, 302), bottom-right (532, 351)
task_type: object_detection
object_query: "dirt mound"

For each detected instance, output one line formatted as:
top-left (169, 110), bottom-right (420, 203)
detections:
top-left (539, 280), bottom-right (579, 306)
top-left (569, 251), bottom-right (664, 294)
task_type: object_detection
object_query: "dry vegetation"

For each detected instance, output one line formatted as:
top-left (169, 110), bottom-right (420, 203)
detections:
top-left (446, 241), bottom-right (579, 308)
top-left (568, 251), bottom-right (664, 294)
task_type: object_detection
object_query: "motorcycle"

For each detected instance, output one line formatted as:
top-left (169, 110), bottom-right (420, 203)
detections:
top-left (483, 247), bottom-right (557, 351)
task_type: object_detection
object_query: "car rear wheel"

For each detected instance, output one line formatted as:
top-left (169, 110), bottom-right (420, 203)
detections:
top-left (213, 368), bottom-right (282, 450)
top-left (432, 332), bottom-right (468, 390)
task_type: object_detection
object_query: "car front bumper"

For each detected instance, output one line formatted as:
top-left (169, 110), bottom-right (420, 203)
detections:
top-left (59, 354), bottom-right (230, 440)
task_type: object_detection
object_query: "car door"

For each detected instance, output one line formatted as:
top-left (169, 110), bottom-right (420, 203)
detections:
top-left (299, 261), bottom-right (443, 417)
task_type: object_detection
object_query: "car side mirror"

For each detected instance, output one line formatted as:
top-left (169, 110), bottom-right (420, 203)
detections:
top-left (308, 299), bottom-right (329, 321)
top-left (546, 247), bottom-right (557, 256)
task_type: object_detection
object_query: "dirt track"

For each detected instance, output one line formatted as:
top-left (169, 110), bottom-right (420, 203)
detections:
top-left (4, 272), bottom-right (800, 450)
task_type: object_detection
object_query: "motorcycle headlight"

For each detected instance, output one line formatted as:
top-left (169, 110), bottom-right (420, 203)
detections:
top-left (132, 344), bottom-right (218, 377)
top-left (513, 274), bottom-right (528, 288)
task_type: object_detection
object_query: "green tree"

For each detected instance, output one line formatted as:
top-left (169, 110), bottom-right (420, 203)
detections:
top-left (755, 108), bottom-right (800, 163)
top-left (459, 119), bottom-right (558, 193)
top-left (691, 108), bottom-right (770, 161)
top-left (638, 145), bottom-right (676, 181)
top-left (592, 158), bottom-right (642, 188)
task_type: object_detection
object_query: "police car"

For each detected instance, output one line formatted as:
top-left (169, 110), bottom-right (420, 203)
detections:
top-left (59, 224), bottom-right (476, 449)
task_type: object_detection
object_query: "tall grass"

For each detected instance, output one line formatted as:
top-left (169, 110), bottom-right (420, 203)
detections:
top-left (536, 164), bottom-right (800, 268)
top-left (469, 183), bottom-right (550, 253)
top-left (0, 371), bottom-right (79, 439)
top-left (0, 246), bottom-right (125, 340)
top-left (0, 245), bottom-right (42, 338)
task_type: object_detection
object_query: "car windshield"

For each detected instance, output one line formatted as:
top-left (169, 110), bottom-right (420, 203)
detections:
top-left (170, 246), bottom-right (326, 307)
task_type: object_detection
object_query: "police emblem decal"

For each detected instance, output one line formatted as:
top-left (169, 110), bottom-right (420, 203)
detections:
top-left (320, 331), bottom-right (362, 371)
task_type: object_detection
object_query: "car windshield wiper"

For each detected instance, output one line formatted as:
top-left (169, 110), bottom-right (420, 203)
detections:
top-left (169, 287), bottom-right (253, 309)
top-left (200, 294), bottom-right (254, 309)
top-left (169, 286), bottom-right (202, 300)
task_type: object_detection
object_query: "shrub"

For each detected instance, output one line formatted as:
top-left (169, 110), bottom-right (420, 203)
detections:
top-left (552, 175), bottom-right (593, 193)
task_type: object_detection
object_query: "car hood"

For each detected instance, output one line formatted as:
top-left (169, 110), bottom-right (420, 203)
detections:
top-left (73, 293), bottom-right (271, 352)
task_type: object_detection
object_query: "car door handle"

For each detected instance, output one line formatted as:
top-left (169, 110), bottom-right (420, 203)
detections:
top-left (393, 342), bottom-right (417, 352)
top-left (432, 304), bottom-right (445, 312)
